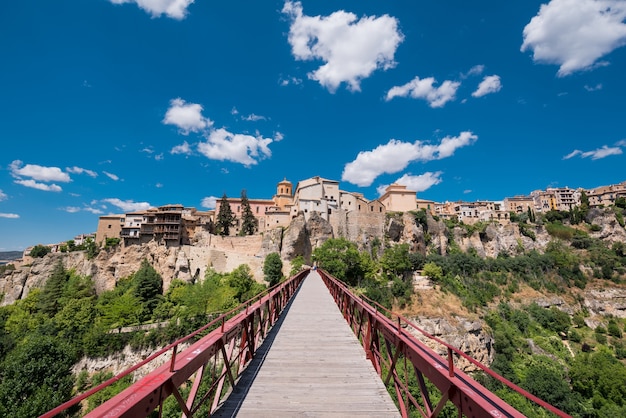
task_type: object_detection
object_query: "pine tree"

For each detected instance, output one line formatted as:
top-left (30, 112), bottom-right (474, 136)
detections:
top-left (216, 193), bottom-right (235, 236)
top-left (239, 189), bottom-right (258, 236)
top-left (39, 260), bottom-right (69, 316)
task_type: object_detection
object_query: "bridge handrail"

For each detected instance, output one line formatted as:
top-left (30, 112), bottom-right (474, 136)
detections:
top-left (41, 268), bottom-right (309, 418)
top-left (360, 292), bottom-right (571, 418)
top-left (318, 269), bottom-right (572, 418)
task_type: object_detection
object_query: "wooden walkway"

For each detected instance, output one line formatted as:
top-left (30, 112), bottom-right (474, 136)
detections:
top-left (213, 271), bottom-right (400, 417)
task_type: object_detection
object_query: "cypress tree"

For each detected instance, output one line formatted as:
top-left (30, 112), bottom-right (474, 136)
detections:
top-left (216, 193), bottom-right (236, 236)
top-left (239, 189), bottom-right (258, 236)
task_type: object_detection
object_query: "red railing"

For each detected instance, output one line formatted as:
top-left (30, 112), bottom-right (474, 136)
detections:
top-left (317, 269), bottom-right (573, 418)
top-left (41, 269), bottom-right (308, 418)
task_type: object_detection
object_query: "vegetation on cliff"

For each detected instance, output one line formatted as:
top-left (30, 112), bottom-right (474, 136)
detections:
top-left (1, 203), bottom-right (626, 417)
top-left (309, 207), bottom-right (626, 417)
top-left (0, 258), bottom-right (268, 416)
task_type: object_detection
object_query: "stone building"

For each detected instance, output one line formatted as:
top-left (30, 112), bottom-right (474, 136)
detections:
top-left (587, 181), bottom-right (626, 207)
top-left (503, 195), bottom-right (534, 213)
top-left (379, 183), bottom-right (417, 212)
top-left (95, 214), bottom-right (125, 245)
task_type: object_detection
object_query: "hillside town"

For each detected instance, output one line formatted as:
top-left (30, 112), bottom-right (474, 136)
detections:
top-left (16, 176), bottom-right (626, 259)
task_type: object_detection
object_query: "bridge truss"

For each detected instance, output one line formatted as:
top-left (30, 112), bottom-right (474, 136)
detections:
top-left (318, 269), bottom-right (572, 418)
top-left (42, 268), bottom-right (571, 418)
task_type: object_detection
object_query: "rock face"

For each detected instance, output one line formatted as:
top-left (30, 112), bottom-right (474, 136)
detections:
top-left (405, 317), bottom-right (494, 372)
top-left (587, 208), bottom-right (626, 244)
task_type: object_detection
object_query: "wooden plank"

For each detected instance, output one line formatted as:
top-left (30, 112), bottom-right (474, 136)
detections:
top-left (213, 271), bottom-right (400, 417)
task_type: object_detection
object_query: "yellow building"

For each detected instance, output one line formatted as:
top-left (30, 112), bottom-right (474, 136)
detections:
top-left (379, 183), bottom-right (417, 212)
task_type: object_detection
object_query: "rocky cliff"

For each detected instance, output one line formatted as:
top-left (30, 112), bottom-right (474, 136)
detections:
top-left (2, 207), bottom-right (626, 375)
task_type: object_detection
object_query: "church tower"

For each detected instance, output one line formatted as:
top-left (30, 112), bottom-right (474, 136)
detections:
top-left (274, 178), bottom-right (293, 210)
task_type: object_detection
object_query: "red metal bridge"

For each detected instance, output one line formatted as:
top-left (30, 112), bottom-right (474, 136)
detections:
top-left (43, 269), bottom-right (572, 418)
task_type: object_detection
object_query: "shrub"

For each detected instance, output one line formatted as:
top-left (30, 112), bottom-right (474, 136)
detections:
top-left (29, 245), bottom-right (51, 258)
top-left (545, 223), bottom-right (574, 240)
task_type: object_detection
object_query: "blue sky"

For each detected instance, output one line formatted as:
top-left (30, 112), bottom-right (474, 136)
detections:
top-left (1, 0), bottom-right (626, 251)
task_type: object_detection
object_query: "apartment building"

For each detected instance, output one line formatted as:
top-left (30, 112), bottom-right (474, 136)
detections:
top-left (587, 181), bottom-right (626, 207)
top-left (291, 176), bottom-right (340, 221)
top-left (503, 195), bottom-right (534, 213)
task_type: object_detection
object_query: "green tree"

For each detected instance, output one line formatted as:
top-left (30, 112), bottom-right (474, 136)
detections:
top-left (380, 243), bottom-right (413, 280)
top-left (527, 206), bottom-right (536, 223)
top-left (38, 260), bottom-right (69, 316)
top-left (216, 193), bottom-right (236, 236)
top-left (228, 264), bottom-right (255, 302)
top-left (263, 253), bottom-right (283, 287)
top-left (133, 259), bottom-right (163, 321)
top-left (98, 290), bottom-right (142, 328)
top-left (312, 238), bottom-right (364, 286)
top-left (29, 244), bottom-right (51, 258)
top-left (289, 255), bottom-right (305, 276)
top-left (422, 262), bottom-right (443, 282)
top-left (615, 196), bottom-right (626, 209)
top-left (0, 336), bottom-right (77, 417)
top-left (239, 189), bottom-right (258, 236)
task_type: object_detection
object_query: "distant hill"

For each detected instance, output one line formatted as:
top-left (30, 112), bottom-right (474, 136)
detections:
top-left (0, 251), bottom-right (22, 263)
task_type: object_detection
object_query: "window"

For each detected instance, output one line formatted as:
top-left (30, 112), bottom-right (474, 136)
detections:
top-left (256, 207), bottom-right (259, 213)
top-left (108, 225), bottom-right (111, 229)
top-left (237, 206), bottom-right (240, 212)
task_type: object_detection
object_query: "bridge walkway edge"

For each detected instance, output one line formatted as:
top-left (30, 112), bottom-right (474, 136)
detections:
top-left (212, 270), bottom-right (400, 418)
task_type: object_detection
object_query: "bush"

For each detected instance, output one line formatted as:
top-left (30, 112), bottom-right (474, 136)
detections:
top-left (545, 223), bottom-right (575, 240)
top-left (29, 245), bottom-right (51, 258)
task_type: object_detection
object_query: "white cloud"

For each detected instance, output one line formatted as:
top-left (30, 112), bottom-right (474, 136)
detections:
top-left (0, 213), bottom-right (19, 219)
top-left (14, 179), bottom-right (62, 192)
top-left (163, 98), bottom-right (213, 134)
top-left (171, 141), bottom-right (193, 155)
top-left (197, 128), bottom-right (273, 166)
top-left (472, 75), bottom-right (502, 97)
top-left (377, 172), bottom-right (443, 195)
top-left (342, 131), bottom-right (477, 187)
top-left (521, 0), bottom-right (626, 76)
top-left (108, 0), bottom-right (194, 20)
top-left (282, 1), bottom-right (403, 92)
top-left (63, 206), bottom-right (81, 213)
top-left (563, 145), bottom-right (623, 160)
top-left (85, 207), bottom-right (104, 215)
top-left (243, 113), bottom-right (267, 122)
top-left (103, 198), bottom-right (152, 212)
top-left (462, 65), bottom-right (485, 78)
top-left (103, 171), bottom-right (120, 181)
top-left (201, 196), bottom-right (218, 209)
top-left (67, 166), bottom-right (97, 178)
top-left (0, 190), bottom-right (6, 202)
top-left (279, 75), bottom-right (303, 86)
top-left (10, 160), bottom-right (70, 182)
top-left (385, 76), bottom-right (460, 108)
top-left (274, 132), bottom-right (284, 142)
top-left (584, 83), bottom-right (603, 91)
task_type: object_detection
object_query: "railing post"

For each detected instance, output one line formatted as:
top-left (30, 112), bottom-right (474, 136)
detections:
top-left (448, 347), bottom-right (454, 378)
top-left (169, 344), bottom-right (178, 372)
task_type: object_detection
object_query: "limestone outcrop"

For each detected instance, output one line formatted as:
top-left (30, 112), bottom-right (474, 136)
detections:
top-left (405, 316), bottom-right (494, 373)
